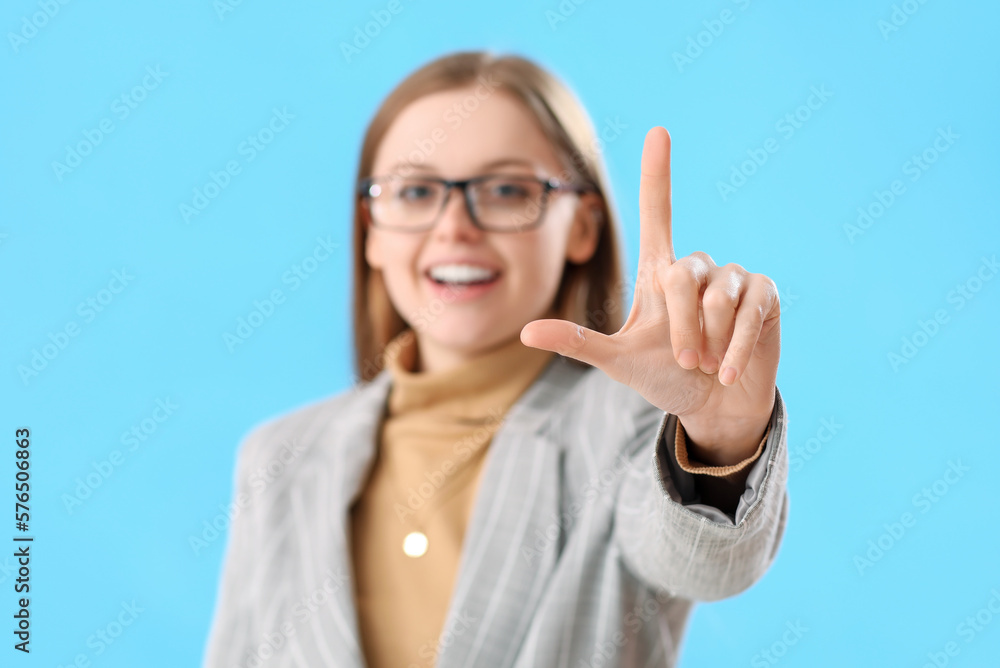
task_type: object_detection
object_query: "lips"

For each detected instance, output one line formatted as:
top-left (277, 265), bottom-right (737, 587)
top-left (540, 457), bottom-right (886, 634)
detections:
top-left (422, 264), bottom-right (502, 304)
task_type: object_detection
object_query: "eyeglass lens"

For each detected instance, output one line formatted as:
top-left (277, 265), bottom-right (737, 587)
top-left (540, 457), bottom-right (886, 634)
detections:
top-left (367, 176), bottom-right (548, 231)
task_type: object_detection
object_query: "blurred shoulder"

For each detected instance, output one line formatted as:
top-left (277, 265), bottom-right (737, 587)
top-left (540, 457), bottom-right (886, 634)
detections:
top-left (233, 373), bottom-right (391, 469)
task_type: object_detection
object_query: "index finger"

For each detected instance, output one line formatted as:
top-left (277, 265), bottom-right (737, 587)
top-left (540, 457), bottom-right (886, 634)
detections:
top-left (638, 127), bottom-right (676, 269)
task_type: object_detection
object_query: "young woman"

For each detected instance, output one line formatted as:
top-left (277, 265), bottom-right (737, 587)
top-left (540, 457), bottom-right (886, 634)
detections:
top-left (205, 51), bottom-right (788, 668)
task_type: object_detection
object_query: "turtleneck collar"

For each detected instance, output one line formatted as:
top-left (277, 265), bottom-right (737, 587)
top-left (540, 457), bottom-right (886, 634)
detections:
top-left (382, 327), bottom-right (557, 419)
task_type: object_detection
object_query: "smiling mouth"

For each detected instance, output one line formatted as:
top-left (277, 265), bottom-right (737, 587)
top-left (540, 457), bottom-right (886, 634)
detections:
top-left (425, 264), bottom-right (501, 287)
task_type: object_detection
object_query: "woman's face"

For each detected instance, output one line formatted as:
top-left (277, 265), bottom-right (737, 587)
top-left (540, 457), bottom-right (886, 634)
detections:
top-left (366, 85), bottom-right (602, 372)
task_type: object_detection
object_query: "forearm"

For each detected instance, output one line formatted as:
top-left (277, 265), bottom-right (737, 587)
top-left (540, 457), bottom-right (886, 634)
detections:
top-left (613, 389), bottom-right (789, 601)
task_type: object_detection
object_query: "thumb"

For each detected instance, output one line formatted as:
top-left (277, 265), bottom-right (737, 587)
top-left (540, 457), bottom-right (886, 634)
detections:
top-left (520, 319), bottom-right (618, 371)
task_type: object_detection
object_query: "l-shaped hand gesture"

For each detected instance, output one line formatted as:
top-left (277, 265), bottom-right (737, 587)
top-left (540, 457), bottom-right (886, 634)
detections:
top-left (521, 127), bottom-right (780, 463)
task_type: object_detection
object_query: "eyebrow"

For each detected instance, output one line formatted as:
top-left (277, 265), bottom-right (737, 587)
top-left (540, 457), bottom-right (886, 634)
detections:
top-left (389, 157), bottom-right (538, 174)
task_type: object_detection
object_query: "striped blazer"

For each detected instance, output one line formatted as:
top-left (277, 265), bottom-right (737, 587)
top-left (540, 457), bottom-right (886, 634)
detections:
top-left (203, 352), bottom-right (789, 668)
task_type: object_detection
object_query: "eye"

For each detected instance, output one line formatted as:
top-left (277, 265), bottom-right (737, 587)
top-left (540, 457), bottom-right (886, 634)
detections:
top-left (397, 183), bottom-right (434, 202)
top-left (489, 181), bottom-right (530, 200)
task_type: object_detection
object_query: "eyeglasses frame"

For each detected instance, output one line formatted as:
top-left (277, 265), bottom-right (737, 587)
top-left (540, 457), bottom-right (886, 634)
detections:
top-left (357, 173), bottom-right (598, 233)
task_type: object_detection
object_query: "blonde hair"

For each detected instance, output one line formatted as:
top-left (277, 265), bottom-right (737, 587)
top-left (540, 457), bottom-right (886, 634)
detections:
top-left (351, 51), bottom-right (627, 382)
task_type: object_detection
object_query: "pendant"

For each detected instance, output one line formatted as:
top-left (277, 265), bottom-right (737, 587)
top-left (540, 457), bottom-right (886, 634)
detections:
top-left (403, 531), bottom-right (428, 557)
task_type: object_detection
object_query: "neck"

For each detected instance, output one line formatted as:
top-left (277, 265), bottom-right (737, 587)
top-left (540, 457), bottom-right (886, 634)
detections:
top-left (413, 333), bottom-right (516, 375)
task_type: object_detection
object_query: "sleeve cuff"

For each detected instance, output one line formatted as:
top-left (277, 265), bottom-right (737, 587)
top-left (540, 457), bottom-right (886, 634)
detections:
top-left (674, 419), bottom-right (771, 484)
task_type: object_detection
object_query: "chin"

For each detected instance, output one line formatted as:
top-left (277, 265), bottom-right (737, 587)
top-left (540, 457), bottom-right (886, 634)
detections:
top-left (425, 318), bottom-right (518, 351)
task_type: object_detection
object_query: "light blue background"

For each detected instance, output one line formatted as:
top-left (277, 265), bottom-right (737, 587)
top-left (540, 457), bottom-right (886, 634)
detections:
top-left (3, 0), bottom-right (998, 666)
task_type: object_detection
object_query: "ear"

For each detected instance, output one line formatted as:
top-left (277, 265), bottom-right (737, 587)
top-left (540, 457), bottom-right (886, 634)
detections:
top-left (565, 192), bottom-right (604, 265)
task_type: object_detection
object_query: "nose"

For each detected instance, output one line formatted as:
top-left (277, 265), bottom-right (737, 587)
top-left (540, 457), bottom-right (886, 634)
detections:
top-left (431, 185), bottom-right (484, 241)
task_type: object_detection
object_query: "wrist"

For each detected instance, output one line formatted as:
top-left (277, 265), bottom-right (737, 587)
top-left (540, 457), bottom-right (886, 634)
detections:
top-left (678, 409), bottom-right (772, 467)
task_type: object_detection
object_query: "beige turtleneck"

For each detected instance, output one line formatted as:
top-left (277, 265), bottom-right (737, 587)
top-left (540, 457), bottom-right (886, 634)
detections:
top-left (349, 329), bottom-right (556, 668)
top-left (349, 328), bottom-right (769, 668)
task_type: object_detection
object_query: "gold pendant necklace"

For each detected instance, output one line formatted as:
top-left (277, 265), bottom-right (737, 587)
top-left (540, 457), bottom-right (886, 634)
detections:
top-left (389, 415), bottom-right (499, 559)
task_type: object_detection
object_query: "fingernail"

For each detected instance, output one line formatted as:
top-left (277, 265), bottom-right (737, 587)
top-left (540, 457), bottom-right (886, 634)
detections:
top-left (679, 349), bottom-right (699, 369)
top-left (720, 366), bottom-right (737, 385)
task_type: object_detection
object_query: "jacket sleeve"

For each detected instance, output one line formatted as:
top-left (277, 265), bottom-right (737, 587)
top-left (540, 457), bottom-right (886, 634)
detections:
top-left (613, 386), bottom-right (789, 602)
top-left (202, 427), bottom-right (265, 668)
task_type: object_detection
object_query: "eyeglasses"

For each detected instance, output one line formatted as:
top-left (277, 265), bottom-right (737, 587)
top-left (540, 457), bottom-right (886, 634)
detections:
top-left (357, 173), bottom-right (595, 233)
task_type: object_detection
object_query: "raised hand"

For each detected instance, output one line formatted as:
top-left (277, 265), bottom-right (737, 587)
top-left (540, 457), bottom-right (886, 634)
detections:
top-left (520, 127), bottom-right (781, 465)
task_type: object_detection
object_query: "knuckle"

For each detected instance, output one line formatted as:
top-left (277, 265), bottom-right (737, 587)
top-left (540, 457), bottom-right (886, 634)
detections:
top-left (738, 303), bottom-right (767, 330)
top-left (663, 266), bottom-right (699, 293)
top-left (640, 202), bottom-right (669, 218)
top-left (755, 300), bottom-right (768, 320)
top-left (690, 250), bottom-right (715, 266)
top-left (703, 329), bottom-right (728, 346)
top-left (750, 273), bottom-right (778, 298)
top-left (670, 324), bottom-right (701, 345)
top-left (725, 343), bottom-right (751, 364)
top-left (702, 288), bottom-right (737, 312)
top-left (762, 277), bottom-right (781, 308)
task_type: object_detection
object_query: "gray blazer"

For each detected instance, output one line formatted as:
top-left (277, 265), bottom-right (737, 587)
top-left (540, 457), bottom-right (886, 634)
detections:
top-left (204, 352), bottom-right (789, 668)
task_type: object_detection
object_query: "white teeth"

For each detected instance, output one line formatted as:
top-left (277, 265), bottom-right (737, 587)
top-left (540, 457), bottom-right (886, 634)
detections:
top-left (428, 264), bottom-right (498, 284)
